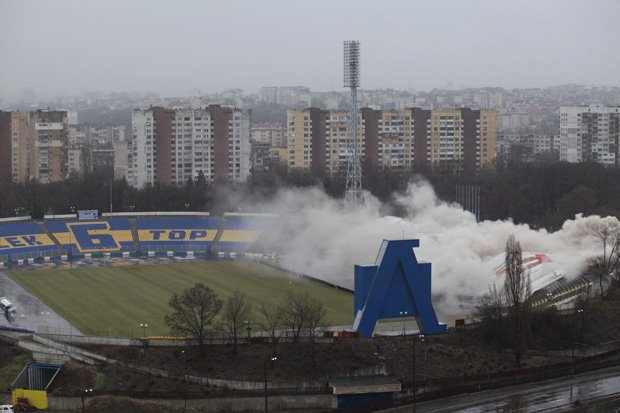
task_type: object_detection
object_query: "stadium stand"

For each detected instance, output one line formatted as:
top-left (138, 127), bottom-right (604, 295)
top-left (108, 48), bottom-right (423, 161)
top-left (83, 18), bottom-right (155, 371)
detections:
top-left (136, 217), bottom-right (221, 253)
top-left (0, 213), bottom-right (275, 266)
top-left (217, 214), bottom-right (274, 253)
top-left (0, 324), bottom-right (35, 334)
top-left (0, 222), bottom-right (61, 262)
top-left (46, 219), bottom-right (134, 254)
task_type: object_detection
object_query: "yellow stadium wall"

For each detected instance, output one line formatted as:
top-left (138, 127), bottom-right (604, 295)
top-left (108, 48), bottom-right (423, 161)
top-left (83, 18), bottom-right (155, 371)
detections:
top-left (12, 388), bottom-right (48, 409)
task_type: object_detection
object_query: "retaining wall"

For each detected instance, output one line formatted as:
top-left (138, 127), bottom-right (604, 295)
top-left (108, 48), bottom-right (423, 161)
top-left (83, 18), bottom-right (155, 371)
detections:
top-left (45, 393), bottom-right (336, 412)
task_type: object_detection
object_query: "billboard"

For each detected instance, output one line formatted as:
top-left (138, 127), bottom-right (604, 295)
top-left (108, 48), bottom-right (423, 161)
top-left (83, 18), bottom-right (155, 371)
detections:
top-left (78, 210), bottom-right (98, 220)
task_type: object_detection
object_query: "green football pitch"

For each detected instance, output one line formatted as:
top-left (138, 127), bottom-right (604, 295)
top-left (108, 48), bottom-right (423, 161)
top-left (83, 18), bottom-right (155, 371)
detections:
top-left (9, 260), bottom-right (354, 337)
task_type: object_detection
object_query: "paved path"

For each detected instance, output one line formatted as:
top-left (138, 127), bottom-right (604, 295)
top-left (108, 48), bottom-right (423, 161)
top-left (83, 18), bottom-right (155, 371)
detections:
top-left (0, 271), bottom-right (82, 335)
top-left (382, 365), bottom-right (620, 412)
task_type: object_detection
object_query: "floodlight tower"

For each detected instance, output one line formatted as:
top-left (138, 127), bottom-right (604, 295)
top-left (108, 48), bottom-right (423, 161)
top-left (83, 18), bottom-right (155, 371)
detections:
top-left (344, 40), bottom-right (362, 201)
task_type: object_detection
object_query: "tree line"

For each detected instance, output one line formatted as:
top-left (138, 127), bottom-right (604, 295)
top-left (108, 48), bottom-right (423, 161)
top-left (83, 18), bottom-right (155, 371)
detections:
top-left (165, 283), bottom-right (326, 368)
top-left (1, 162), bottom-right (619, 233)
top-left (476, 219), bottom-right (620, 367)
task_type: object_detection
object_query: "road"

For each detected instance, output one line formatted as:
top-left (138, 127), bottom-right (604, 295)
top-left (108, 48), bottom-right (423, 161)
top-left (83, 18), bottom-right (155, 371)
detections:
top-left (383, 366), bottom-right (620, 412)
top-left (0, 271), bottom-right (82, 335)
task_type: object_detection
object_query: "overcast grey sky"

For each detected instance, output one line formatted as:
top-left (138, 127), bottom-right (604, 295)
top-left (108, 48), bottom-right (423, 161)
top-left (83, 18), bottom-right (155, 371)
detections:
top-left (2, 0), bottom-right (619, 98)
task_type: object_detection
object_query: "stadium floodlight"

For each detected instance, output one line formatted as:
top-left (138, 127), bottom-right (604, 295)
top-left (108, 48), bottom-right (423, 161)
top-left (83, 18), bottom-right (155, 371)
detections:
top-left (343, 41), bottom-right (360, 88)
top-left (344, 40), bottom-right (362, 201)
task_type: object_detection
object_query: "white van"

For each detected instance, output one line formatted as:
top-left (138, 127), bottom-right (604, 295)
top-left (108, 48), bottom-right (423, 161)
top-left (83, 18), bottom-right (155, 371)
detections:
top-left (0, 405), bottom-right (14, 413)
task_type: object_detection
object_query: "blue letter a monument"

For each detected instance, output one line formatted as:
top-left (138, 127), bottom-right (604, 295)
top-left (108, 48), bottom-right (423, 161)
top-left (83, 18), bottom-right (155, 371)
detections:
top-left (353, 239), bottom-right (446, 338)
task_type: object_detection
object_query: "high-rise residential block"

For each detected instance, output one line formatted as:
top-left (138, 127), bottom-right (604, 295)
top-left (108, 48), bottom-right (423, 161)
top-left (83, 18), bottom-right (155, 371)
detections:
top-left (287, 108), bottom-right (366, 177)
top-left (129, 105), bottom-right (251, 188)
top-left (560, 106), bottom-right (620, 166)
top-left (0, 110), bottom-right (69, 184)
top-left (287, 107), bottom-right (496, 176)
top-left (0, 111), bottom-right (11, 183)
top-left (251, 123), bottom-right (285, 148)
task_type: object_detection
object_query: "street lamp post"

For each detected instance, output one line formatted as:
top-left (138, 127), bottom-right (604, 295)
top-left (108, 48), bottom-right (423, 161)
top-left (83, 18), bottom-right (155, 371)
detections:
top-left (264, 356), bottom-right (277, 413)
top-left (140, 323), bottom-right (149, 339)
top-left (41, 311), bottom-right (50, 334)
top-left (185, 202), bottom-right (190, 211)
top-left (399, 311), bottom-right (408, 340)
top-left (182, 350), bottom-right (187, 412)
top-left (412, 334), bottom-right (424, 412)
top-left (572, 308), bottom-right (583, 377)
top-left (245, 320), bottom-right (254, 341)
top-left (69, 206), bottom-right (75, 268)
top-left (81, 388), bottom-right (92, 413)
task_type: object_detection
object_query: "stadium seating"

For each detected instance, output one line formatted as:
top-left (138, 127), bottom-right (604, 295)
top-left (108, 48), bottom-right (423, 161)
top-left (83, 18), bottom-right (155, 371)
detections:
top-left (46, 219), bottom-right (134, 253)
top-left (0, 213), bottom-right (274, 265)
top-left (0, 324), bottom-right (34, 334)
top-left (0, 222), bottom-right (61, 261)
top-left (136, 217), bottom-right (221, 252)
top-left (217, 215), bottom-right (272, 253)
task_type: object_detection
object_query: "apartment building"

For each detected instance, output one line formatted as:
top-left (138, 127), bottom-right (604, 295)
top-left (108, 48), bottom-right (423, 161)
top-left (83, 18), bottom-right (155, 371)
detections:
top-left (497, 133), bottom-right (559, 165)
top-left (251, 123), bottom-right (285, 148)
top-left (258, 86), bottom-right (312, 107)
top-left (259, 87), bottom-right (278, 104)
top-left (287, 107), bottom-right (496, 176)
top-left (0, 111), bottom-right (11, 182)
top-left (287, 108), bottom-right (367, 177)
top-left (0, 110), bottom-right (69, 184)
top-left (560, 106), bottom-right (620, 166)
top-left (129, 105), bottom-right (251, 188)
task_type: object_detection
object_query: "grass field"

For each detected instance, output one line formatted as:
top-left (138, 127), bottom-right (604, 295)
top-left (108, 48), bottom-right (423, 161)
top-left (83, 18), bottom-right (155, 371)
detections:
top-left (8, 260), bottom-right (354, 337)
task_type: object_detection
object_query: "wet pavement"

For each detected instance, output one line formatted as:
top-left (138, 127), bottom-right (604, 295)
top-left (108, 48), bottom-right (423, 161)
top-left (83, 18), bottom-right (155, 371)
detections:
top-left (383, 365), bottom-right (620, 412)
top-left (0, 271), bottom-right (82, 335)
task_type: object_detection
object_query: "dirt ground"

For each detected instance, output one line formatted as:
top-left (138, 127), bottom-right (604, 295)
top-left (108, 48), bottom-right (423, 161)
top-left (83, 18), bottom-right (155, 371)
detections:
top-left (3, 289), bottom-right (620, 399)
top-left (42, 336), bottom-right (567, 398)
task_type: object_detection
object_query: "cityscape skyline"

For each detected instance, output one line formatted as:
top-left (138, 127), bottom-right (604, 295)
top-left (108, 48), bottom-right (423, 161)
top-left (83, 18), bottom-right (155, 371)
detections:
top-left (2, 0), bottom-right (620, 100)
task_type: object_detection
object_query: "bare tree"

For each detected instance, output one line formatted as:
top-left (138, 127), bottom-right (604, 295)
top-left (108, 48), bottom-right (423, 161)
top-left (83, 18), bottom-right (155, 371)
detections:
top-left (305, 297), bottom-right (327, 369)
top-left (473, 284), bottom-right (506, 351)
top-left (281, 290), bottom-right (312, 343)
top-left (503, 234), bottom-right (532, 366)
top-left (258, 302), bottom-right (284, 355)
top-left (592, 218), bottom-right (620, 298)
top-left (223, 290), bottom-right (252, 354)
top-left (164, 283), bottom-right (223, 357)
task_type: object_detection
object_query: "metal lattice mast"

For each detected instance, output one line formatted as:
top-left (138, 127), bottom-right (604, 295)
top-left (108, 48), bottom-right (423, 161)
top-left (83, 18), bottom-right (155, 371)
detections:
top-left (344, 41), bottom-right (362, 201)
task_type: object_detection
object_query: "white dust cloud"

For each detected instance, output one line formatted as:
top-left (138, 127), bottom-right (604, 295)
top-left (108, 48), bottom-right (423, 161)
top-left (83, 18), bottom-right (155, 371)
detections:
top-left (256, 180), bottom-right (616, 316)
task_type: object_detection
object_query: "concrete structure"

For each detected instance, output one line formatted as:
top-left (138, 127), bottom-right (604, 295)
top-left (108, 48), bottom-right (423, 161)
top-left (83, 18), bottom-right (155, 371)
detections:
top-left (425, 108), bottom-right (496, 171)
top-left (287, 108), bottom-right (366, 177)
top-left (250, 123), bottom-right (285, 147)
top-left (330, 375), bottom-right (401, 410)
top-left (32, 111), bottom-right (69, 183)
top-left (0, 111), bottom-right (11, 183)
top-left (258, 86), bottom-right (278, 104)
top-left (258, 86), bottom-right (312, 107)
top-left (353, 239), bottom-right (447, 338)
top-left (8, 111), bottom-right (33, 183)
top-left (287, 107), bottom-right (496, 176)
top-left (497, 133), bottom-right (559, 165)
top-left (91, 148), bottom-right (114, 176)
top-left (113, 139), bottom-right (129, 179)
top-left (129, 106), bottom-right (251, 187)
top-left (373, 109), bottom-right (415, 170)
top-left (560, 106), bottom-right (620, 165)
top-left (2, 110), bottom-right (69, 184)
top-left (67, 149), bottom-right (83, 177)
